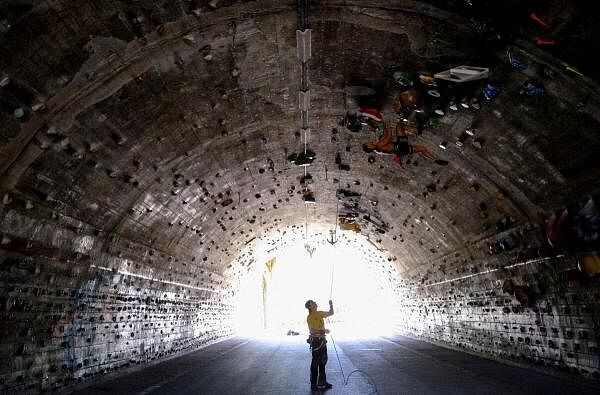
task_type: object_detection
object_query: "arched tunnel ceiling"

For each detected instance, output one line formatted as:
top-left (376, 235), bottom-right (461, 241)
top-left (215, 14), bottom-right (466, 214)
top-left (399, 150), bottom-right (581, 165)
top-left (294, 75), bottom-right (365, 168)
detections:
top-left (1, 0), bottom-right (600, 289)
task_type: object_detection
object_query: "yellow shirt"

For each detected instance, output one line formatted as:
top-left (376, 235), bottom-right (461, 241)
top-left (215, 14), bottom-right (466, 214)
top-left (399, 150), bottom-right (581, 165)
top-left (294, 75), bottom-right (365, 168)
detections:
top-left (307, 311), bottom-right (329, 333)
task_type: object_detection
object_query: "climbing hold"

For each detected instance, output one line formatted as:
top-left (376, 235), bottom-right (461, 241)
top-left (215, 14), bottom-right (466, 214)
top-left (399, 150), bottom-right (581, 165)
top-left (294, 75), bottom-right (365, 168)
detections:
top-left (483, 82), bottom-right (501, 101)
top-left (519, 80), bottom-right (544, 96)
top-left (496, 216), bottom-right (513, 231)
top-left (394, 89), bottom-right (421, 113)
top-left (448, 98), bottom-right (458, 111)
top-left (427, 89), bottom-right (441, 97)
top-left (563, 63), bottom-right (584, 77)
top-left (418, 72), bottom-right (437, 86)
top-left (182, 34), bottom-right (195, 45)
top-left (578, 255), bottom-right (600, 277)
top-left (434, 65), bottom-right (489, 82)
top-left (535, 38), bottom-right (555, 46)
top-left (359, 107), bottom-right (382, 123)
top-left (392, 71), bottom-right (414, 87)
top-left (303, 191), bottom-right (315, 204)
top-left (31, 101), bottom-right (46, 112)
top-left (530, 12), bottom-right (548, 27)
top-left (300, 173), bottom-right (313, 185)
top-left (507, 48), bottom-right (527, 71)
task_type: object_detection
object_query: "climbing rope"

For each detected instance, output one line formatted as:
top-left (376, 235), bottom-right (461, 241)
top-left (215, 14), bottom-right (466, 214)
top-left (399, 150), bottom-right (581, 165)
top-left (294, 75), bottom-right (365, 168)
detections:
top-left (296, 1), bottom-right (377, 390)
top-left (326, 262), bottom-right (379, 394)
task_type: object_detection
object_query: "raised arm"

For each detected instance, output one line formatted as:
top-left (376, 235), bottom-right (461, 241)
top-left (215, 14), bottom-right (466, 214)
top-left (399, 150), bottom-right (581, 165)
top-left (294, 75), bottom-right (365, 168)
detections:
top-left (324, 300), bottom-right (334, 317)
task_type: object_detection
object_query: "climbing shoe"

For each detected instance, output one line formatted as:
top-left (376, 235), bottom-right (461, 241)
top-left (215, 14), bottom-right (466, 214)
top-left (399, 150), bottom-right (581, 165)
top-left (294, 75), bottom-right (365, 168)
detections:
top-left (435, 159), bottom-right (449, 166)
top-left (319, 382), bottom-right (333, 389)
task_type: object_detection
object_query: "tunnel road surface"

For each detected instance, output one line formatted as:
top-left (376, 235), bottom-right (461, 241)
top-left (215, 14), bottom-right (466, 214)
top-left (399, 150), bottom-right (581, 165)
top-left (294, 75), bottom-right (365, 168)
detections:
top-left (73, 335), bottom-right (600, 395)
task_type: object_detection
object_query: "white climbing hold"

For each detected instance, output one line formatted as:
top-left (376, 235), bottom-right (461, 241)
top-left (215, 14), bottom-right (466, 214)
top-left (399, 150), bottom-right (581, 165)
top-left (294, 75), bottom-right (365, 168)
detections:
top-left (1, 236), bottom-right (11, 245)
top-left (434, 66), bottom-right (489, 83)
top-left (25, 200), bottom-right (33, 209)
top-left (209, 0), bottom-right (220, 9)
top-left (232, 68), bottom-right (240, 77)
top-left (183, 34), bottom-right (195, 44)
top-left (31, 101), bottom-right (46, 112)
top-left (204, 53), bottom-right (213, 61)
top-left (3, 193), bottom-right (12, 205)
top-left (46, 126), bottom-right (58, 135)
top-left (14, 108), bottom-right (24, 118)
top-left (0, 74), bottom-right (9, 87)
top-left (87, 141), bottom-right (101, 152)
top-left (35, 133), bottom-right (52, 149)
top-left (427, 89), bottom-right (441, 98)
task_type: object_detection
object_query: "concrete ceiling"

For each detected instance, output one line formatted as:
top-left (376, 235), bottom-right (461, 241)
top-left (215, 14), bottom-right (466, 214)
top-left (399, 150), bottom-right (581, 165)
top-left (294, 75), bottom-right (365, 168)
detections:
top-left (1, 1), bottom-right (600, 292)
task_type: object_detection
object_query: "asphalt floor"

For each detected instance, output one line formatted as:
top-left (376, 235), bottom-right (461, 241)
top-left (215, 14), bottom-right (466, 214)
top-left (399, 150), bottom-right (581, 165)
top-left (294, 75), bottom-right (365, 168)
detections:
top-left (72, 334), bottom-right (600, 395)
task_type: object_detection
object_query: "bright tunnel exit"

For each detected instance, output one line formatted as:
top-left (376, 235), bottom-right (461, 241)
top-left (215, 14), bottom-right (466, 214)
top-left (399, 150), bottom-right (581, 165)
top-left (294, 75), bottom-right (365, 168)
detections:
top-left (229, 229), bottom-right (402, 339)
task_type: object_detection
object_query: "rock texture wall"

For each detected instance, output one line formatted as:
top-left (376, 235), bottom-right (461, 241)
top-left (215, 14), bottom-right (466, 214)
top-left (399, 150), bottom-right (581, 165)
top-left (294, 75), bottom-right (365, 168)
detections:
top-left (0, 209), bottom-right (233, 392)
top-left (398, 253), bottom-right (600, 380)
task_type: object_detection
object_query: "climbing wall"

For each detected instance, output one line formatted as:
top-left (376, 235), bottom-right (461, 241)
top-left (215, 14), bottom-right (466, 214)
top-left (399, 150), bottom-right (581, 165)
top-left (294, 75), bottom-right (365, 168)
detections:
top-left (397, 254), bottom-right (600, 380)
top-left (0, 209), bottom-right (233, 391)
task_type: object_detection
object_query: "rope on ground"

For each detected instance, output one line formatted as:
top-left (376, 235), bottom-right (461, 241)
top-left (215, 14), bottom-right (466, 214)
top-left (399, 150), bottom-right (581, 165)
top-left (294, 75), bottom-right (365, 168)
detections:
top-left (328, 332), bottom-right (379, 394)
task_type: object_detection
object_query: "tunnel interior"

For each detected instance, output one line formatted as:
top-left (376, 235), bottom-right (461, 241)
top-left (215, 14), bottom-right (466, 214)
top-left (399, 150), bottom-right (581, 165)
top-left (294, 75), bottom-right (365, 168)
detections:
top-left (1, 0), bottom-right (600, 391)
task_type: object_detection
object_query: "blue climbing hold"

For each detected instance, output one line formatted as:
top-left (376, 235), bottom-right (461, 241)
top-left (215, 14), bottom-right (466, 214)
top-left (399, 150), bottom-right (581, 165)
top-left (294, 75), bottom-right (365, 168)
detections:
top-left (483, 82), bottom-right (501, 101)
top-left (519, 80), bottom-right (544, 96)
top-left (507, 48), bottom-right (527, 71)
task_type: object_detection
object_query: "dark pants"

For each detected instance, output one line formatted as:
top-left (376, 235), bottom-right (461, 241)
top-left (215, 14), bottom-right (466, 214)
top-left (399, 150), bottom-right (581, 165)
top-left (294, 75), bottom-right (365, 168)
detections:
top-left (310, 337), bottom-right (328, 386)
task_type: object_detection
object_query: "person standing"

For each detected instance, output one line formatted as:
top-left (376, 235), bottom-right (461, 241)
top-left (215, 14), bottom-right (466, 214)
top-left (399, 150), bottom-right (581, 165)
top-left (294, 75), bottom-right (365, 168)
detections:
top-left (305, 299), bottom-right (334, 391)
